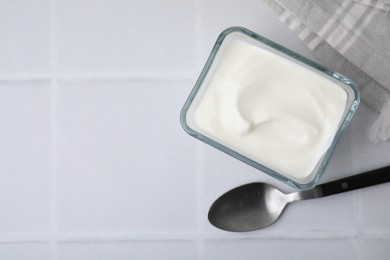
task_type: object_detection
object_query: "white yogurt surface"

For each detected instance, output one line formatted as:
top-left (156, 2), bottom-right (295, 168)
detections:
top-left (192, 38), bottom-right (348, 179)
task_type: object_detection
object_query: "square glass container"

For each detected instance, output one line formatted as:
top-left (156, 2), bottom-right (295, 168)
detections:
top-left (180, 27), bottom-right (360, 189)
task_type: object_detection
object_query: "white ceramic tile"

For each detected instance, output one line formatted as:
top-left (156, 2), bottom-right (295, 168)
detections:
top-left (56, 0), bottom-right (196, 74)
top-left (203, 238), bottom-right (357, 260)
top-left (56, 80), bottom-right (197, 233)
top-left (342, 103), bottom-right (390, 173)
top-left (332, 104), bottom-right (390, 234)
top-left (0, 243), bottom-right (50, 260)
top-left (0, 0), bottom-right (50, 75)
top-left (356, 239), bottom-right (390, 260)
top-left (357, 183), bottom-right (390, 234)
top-left (0, 81), bottom-right (51, 233)
top-left (58, 240), bottom-right (197, 260)
top-left (199, 0), bottom-right (316, 68)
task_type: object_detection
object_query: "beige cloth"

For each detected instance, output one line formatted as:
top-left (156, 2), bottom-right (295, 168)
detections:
top-left (263, 0), bottom-right (390, 142)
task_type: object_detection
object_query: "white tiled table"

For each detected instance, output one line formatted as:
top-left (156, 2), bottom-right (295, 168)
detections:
top-left (0, 0), bottom-right (389, 259)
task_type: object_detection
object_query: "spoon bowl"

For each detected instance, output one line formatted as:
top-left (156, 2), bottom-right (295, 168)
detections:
top-left (208, 183), bottom-right (289, 232)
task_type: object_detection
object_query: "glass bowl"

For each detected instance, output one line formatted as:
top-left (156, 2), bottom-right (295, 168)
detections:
top-left (180, 27), bottom-right (360, 189)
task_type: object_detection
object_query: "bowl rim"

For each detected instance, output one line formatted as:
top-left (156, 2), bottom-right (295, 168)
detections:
top-left (180, 26), bottom-right (360, 190)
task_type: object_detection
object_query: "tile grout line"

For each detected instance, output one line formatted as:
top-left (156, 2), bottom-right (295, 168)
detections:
top-left (203, 231), bottom-right (390, 240)
top-left (49, 0), bottom-right (59, 258)
top-left (195, 142), bottom-right (205, 260)
top-left (1, 228), bottom-right (388, 244)
top-left (194, 0), bottom-right (204, 73)
top-left (0, 73), bottom-right (195, 83)
top-left (49, 76), bottom-right (59, 259)
top-left (194, 0), bottom-right (205, 259)
top-left (351, 125), bottom-right (362, 259)
top-left (354, 188), bottom-right (363, 259)
top-left (54, 232), bottom-right (201, 242)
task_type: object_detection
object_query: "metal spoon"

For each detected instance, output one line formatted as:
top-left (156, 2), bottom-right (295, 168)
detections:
top-left (208, 166), bottom-right (390, 232)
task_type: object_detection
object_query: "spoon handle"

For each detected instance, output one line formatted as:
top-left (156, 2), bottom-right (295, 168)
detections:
top-left (318, 165), bottom-right (390, 197)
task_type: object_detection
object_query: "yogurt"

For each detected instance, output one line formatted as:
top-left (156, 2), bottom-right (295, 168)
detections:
top-left (191, 38), bottom-right (348, 179)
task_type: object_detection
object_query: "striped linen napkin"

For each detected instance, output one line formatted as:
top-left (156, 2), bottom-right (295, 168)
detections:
top-left (263, 0), bottom-right (390, 143)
